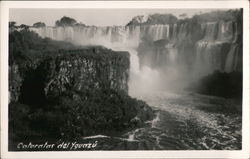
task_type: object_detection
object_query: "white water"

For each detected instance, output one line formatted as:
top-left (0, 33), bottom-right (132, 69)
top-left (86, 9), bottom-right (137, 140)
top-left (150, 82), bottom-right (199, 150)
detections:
top-left (30, 25), bottom-right (166, 96)
top-left (80, 91), bottom-right (241, 150)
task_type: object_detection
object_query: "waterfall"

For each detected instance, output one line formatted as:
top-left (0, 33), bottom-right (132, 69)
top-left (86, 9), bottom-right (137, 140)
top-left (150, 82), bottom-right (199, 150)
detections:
top-left (194, 21), bottom-right (241, 75)
top-left (225, 44), bottom-right (240, 72)
top-left (195, 41), bottom-right (224, 76)
top-left (202, 22), bottom-right (218, 41)
top-left (30, 21), bottom-right (241, 93)
top-left (166, 43), bottom-right (178, 64)
top-left (31, 25), bottom-right (165, 95)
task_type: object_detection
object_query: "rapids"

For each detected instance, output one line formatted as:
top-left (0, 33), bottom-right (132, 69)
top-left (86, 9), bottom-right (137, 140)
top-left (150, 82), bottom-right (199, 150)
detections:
top-left (79, 91), bottom-right (242, 150)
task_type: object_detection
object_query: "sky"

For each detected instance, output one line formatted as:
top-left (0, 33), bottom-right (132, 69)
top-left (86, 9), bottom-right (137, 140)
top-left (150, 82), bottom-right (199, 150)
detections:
top-left (10, 9), bottom-right (226, 27)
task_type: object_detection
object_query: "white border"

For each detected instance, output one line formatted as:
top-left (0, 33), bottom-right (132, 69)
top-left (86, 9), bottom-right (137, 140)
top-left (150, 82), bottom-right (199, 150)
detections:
top-left (1, 1), bottom-right (249, 159)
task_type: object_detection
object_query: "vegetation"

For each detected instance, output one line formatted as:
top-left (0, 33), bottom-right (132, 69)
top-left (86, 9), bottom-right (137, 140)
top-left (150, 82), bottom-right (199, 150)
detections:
top-left (55, 16), bottom-right (77, 27)
top-left (74, 22), bottom-right (86, 27)
top-left (127, 9), bottom-right (242, 26)
top-left (9, 29), bottom-right (76, 65)
top-left (127, 14), bottom-right (178, 26)
top-left (9, 21), bottom-right (17, 31)
top-left (146, 14), bottom-right (178, 25)
top-left (19, 24), bottom-right (30, 29)
top-left (192, 9), bottom-right (243, 23)
top-left (33, 22), bottom-right (46, 28)
top-left (9, 88), bottom-right (148, 140)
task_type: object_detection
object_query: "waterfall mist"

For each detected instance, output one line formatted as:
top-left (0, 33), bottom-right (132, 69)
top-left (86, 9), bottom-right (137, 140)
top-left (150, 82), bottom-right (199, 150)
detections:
top-left (30, 26), bottom-right (171, 96)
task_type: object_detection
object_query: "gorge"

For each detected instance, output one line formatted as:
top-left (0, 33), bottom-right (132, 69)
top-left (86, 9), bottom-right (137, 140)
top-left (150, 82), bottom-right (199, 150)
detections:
top-left (9, 9), bottom-right (243, 150)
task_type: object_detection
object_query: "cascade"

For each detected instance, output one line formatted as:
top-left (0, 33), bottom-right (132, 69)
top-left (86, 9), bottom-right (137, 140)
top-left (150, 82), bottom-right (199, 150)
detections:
top-left (30, 21), bottom-right (241, 93)
top-left (225, 44), bottom-right (240, 73)
top-left (202, 22), bottom-right (218, 41)
top-left (193, 21), bottom-right (241, 75)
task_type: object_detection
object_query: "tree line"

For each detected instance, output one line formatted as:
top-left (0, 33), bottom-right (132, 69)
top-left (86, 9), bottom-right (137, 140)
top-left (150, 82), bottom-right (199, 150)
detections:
top-left (9, 16), bottom-right (85, 29)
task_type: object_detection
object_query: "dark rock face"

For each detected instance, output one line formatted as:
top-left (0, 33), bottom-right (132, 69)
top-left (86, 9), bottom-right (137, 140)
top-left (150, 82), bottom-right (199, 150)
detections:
top-left (9, 48), bottom-right (130, 103)
top-left (187, 70), bottom-right (242, 99)
top-left (42, 50), bottom-right (129, 101)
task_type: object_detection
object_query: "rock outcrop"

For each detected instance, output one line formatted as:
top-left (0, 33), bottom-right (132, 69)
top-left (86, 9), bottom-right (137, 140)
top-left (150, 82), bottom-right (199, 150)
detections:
top-left (10, 48), bottom-right (130, 103)
top-left (187, 70), bottom-right (242, 99)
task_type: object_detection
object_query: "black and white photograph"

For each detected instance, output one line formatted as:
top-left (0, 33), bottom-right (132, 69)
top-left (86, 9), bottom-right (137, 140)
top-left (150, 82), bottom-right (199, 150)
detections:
top-left (1, 0), bottom-right (250, 158)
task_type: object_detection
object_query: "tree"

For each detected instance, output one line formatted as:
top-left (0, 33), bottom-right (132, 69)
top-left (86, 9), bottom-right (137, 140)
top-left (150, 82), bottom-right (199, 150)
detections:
top-left (9, 21), bottom-right (17, 31)
top-left (9, 21), bottom-right (16, 28)
top-left (55, 16), bottom-right (77, 27)
top-left (19, 24), bottom-right (29, 30)
top-left (33, 22), bottom-right (46, 28)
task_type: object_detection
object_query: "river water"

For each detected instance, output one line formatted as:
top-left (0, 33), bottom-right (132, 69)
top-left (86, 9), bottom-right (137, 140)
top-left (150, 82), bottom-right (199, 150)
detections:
top-left (81, 91), bottom-right (241, 150)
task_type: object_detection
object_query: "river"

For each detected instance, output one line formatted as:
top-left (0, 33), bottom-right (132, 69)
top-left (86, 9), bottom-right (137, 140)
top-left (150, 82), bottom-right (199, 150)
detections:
top-left (81, 91), bottom-right (241, 150)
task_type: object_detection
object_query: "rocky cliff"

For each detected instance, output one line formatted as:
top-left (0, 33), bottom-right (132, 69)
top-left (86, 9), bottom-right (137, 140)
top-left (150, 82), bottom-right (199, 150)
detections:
top-left (10, 48), bottom-right (130, 103)
top-left (9, 30), bottom-right (153, 143)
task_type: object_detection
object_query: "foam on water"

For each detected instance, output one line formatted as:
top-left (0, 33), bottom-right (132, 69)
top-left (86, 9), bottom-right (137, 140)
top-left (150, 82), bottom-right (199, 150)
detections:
top-left (151, 112), bottom-right (161, 128)
top-left (83, 135), bottom-right (110, 139)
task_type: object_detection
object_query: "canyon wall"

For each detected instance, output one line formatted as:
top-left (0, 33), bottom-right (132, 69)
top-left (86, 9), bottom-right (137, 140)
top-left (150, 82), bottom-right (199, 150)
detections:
top-left (9, 48), bottom-right (129, 103)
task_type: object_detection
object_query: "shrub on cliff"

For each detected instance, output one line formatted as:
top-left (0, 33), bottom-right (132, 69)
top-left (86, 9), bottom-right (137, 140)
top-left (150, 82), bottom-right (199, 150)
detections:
top-left (9, 89), bottom-right (153, 140)
top-left (53, 89), bottom-right (139, 138)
